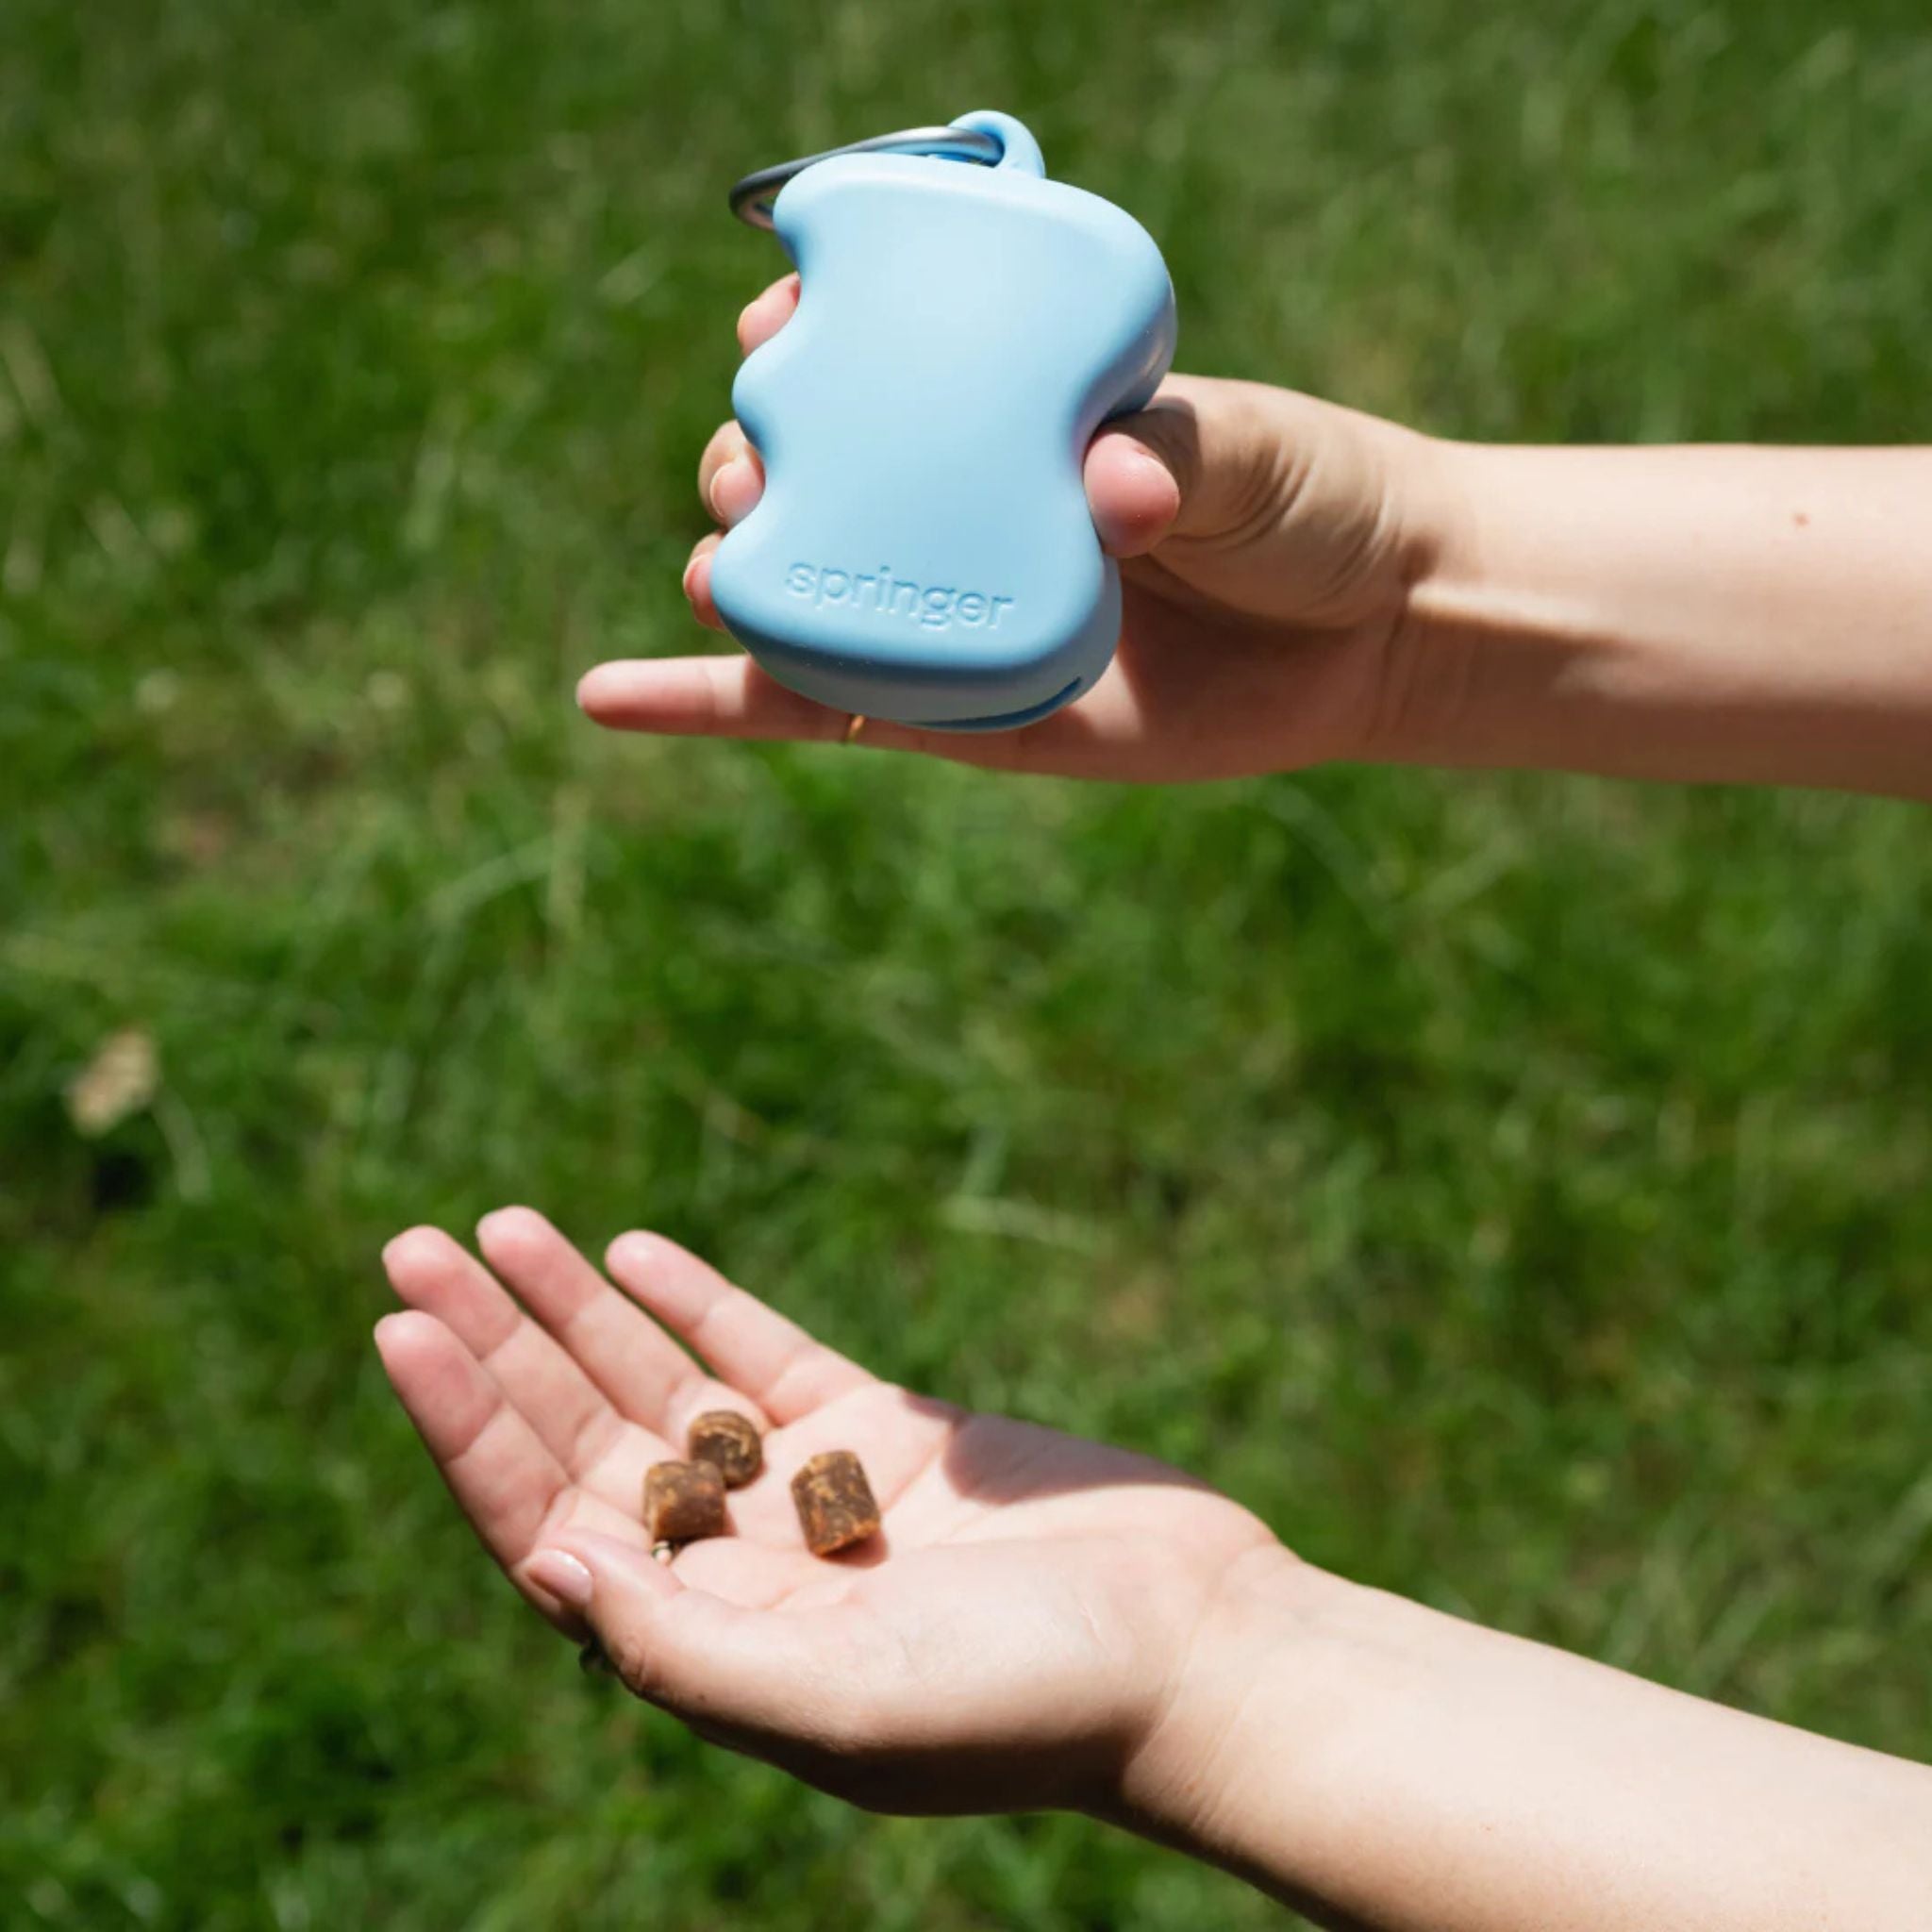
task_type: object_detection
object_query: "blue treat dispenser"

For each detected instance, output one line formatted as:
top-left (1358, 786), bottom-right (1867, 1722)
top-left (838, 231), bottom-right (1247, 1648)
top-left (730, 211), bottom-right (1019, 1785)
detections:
top-left (712, 110), bottom-right (1177, 731)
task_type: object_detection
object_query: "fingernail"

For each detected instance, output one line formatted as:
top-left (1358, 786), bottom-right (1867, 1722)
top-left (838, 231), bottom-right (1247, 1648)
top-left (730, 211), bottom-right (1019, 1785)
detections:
top-left (527, 1549), bottom-right (594, 1609)
top-left (708, 455), bottom-right (747, 522)
top-left (476, 1205), bottom-right (539, 1247)
top-left (605, 1230), bottom-right (655, 1274)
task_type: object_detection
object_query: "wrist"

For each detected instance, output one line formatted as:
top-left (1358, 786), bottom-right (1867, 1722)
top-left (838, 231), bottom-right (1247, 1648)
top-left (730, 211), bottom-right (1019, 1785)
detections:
top-left (1357, 432), bottom-right (1595, 774)
top-left (1333, 423), bottom-right (1531, 774)
top-left (1098, 1544), bottom-right (1372, 1876)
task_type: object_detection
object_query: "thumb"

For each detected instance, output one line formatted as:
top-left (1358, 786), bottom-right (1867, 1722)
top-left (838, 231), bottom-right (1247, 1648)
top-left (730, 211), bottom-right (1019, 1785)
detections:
top-left (528, 1533), bottom-right (862, 1747)
top-left (1083, 425), bottom-right (1184, 558)
top-left (1097, 374), bottom-right (1312, 552)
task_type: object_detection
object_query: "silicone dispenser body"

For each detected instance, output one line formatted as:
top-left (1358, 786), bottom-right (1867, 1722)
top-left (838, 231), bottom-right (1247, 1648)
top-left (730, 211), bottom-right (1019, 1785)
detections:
top-left (710, 111), bottom-right (1176, 730)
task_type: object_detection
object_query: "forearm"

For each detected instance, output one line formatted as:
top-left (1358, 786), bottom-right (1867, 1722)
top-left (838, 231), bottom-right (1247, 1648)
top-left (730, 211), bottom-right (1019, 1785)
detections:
top-left (1113, 1549), bottom-right (1932, 1931)
top-left (1389, 442), bottom-right (1932, 798)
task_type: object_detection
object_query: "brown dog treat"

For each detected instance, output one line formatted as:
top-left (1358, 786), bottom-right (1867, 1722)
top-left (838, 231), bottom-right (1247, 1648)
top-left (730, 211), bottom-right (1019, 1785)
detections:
top-left (687, 1410), bottom-right (763, 1489)
top-left (642, 1459), bottom-right (726, 1544)
top-left (790, 1450), bottom-right (880, 1557)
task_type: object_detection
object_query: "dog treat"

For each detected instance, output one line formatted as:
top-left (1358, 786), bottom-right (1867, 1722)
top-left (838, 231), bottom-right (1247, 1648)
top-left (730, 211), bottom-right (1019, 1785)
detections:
top-left (687, 1410), bottom-right (763, 1489)
top-left (643, 1459), bottom-right (726, 1544)
top-left (790, 1450), bottom-right (880, 1557)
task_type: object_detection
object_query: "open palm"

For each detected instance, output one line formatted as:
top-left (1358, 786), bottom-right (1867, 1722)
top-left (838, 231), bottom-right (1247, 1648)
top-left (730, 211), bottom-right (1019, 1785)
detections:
top-left (376, 1210), bottom-right (1279, 1813)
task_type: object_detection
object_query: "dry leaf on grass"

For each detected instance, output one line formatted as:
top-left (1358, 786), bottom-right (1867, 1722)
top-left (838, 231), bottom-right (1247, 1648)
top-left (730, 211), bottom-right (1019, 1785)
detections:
top-left (64, 1027), bottom-right (158, 1137)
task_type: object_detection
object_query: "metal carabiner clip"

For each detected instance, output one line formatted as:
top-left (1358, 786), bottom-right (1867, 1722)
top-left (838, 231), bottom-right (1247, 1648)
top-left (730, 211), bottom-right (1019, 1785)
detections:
top-left (727, 125), bottom-right (1005, 229)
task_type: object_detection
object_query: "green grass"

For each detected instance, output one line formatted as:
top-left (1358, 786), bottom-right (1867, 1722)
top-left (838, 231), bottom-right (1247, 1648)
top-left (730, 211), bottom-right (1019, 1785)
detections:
top-left (5, 0), bottom-right (1931, 1924)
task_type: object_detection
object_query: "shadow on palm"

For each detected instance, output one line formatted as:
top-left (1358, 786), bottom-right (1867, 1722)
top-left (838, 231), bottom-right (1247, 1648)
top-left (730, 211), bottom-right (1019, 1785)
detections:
top-left (375, 1210), bottom-right (1266, 1625)
top-left (375, 1210), bottom-right (1282, 1813)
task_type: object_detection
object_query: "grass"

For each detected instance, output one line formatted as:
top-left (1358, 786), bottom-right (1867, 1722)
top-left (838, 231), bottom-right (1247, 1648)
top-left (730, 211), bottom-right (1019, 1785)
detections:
top-left (4, 0), bottom-right (1931, 1924)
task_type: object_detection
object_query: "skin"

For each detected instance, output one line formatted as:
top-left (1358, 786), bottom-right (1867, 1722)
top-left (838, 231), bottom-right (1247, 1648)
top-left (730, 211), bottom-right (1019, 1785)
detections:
top-left (377, 1216), bottom-right (1932, 1929)
top-left (382, 292), bottom-right (1932, 1917)
top-left (576, 273), bottom-right (1932, 798)
top-left (375, 1212), bottom-right (1275, 1816)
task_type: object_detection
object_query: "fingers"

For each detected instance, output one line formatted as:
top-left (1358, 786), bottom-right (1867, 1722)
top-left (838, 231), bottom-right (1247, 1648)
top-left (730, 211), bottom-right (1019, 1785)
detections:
top-left (579, 644), bottom-right (1105, 766)
top-left (681, 533), bottom-right (726, 630)
top-left (695, 419), bottom-right (741, 509)
top-left (1085, 427), bottom-right (1183, 558)
top-left (578, 645), bottom-right (1140, 775)
top-left (685, 275), bottom-right (794, 577)
top-left (1105, 380), bottom-right (1209, 534)
top-left (688, 399), bottom-right (1178, 602)
top-left (577, 653), bottom-right (851, 742)
top-left (682, 426), bottom-right (1174, 650)
top-left (532, 1528), bottom-right (863, 1743)
top-left (475, 1207), bottom-right (764, 1440)
top-left (736, 273), bottom-right (800, 357)
top-left (373, 1311), bottom-right (645, 1626)
top-left (605, 1232), bottom-right (873, 1426)
top-left (383, 1224), bottom-right (625, 1481)
top-left (1101, 374), bottom-right (1288, 544)
top-left (683, 275), bottom-right (797, 627)
top-left (683, 442), bottom-right (759, 634)
top-left (695, 421), bottom-right (763, 531)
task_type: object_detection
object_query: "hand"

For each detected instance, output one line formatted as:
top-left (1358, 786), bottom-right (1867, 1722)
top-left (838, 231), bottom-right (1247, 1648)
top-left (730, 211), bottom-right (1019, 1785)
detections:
top-left (375, 1210), bottom-right (1286, 1816)
top-left (575, 275), bottom-right (1458, 780)
top-left (375, 1215), bottom-right (1932, 1922)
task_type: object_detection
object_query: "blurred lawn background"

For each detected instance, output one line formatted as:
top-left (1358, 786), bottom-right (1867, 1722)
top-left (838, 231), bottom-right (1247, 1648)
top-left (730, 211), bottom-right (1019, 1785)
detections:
top-left (4, 0), bottom-right (1930, 1924)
